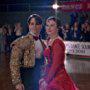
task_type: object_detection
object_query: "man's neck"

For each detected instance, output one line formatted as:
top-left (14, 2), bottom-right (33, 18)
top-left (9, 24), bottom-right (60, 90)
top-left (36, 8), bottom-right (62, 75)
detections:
top-left (29, 31), bottom-right (39, 37)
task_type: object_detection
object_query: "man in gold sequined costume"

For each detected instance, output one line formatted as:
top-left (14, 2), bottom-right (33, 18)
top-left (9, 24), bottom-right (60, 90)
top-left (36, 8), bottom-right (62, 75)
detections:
top-left (10, 14), bottom-right (45, 90)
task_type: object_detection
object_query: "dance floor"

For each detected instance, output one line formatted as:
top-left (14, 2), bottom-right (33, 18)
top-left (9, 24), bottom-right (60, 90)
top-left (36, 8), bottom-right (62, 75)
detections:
top-left (0, 52), bottom-right (90, 90)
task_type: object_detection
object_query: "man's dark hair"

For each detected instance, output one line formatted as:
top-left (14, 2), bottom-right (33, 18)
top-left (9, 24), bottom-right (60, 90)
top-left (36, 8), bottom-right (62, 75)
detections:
top-left (27, 14), bottom-right (42, 25)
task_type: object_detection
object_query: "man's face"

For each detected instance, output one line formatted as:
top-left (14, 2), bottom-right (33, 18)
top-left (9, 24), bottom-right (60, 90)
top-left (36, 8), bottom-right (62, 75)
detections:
top-left (28, 18), bottom-right (42, 35)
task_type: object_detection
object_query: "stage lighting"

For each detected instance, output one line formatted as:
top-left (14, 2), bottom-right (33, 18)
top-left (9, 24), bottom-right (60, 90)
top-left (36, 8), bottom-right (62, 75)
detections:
top-left (52, 3), bottom-right (59, 10)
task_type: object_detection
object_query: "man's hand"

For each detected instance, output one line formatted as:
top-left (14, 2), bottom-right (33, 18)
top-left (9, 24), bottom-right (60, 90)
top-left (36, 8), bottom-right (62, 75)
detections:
top-left (15, 83), bottom-right (25, 90)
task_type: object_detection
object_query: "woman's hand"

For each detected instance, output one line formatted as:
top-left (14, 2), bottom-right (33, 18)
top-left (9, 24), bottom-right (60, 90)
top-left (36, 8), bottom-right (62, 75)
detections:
top-left (39, 78), bottom-right (44, 85)
top-left (39, 78), bottom-right (48, 90)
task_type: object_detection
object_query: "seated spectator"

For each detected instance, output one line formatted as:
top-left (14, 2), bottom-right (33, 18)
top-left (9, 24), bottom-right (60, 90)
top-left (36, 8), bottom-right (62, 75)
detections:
top-left (79, 12), bottom-right (88, 24)
top-left (14, 22), bottom-right (23, 39)
top-left (2, 25), bottom-right (10, 52)
top-left (58, 25), bottom-right (64, 39)
top-left (83, 23), bottom-right (90, 42)
top-left (71, 22), bottom-right (81, 41)
top-left (0, 27), bottom-right (4, 53)
top-left (63, 23), bottom-right (72, 41)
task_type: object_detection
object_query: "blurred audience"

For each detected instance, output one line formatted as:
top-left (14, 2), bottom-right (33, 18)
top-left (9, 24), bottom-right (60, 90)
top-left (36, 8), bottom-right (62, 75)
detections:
top-left (0, 13), bottom-right (90, 54)
top-left (14, 22), bottom-right (23, 39)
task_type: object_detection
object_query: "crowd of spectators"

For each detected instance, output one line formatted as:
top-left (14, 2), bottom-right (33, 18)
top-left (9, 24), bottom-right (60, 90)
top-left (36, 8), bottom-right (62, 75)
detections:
top-left (0, 13), bottom-right (90, 53)
top-left (0, 22), bottom-right (23, 53)
top-left (59, 13), bottom-right (90, 41)
top-left (59, 20), bottom-right (90, 41)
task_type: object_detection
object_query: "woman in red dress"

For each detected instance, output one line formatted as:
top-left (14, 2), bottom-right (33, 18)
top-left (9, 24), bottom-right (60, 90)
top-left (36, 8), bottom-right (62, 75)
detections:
top-left (39, 16), bottom-right (79, 90)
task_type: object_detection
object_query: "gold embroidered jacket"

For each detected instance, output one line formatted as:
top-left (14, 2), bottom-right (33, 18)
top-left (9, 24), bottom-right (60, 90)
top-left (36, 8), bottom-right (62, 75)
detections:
top-left (10, 34), bottom-right (35, 86)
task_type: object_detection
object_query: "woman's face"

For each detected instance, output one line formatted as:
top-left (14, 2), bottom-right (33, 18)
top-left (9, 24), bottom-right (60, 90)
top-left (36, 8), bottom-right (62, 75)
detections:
top-left (46, 19), bottom-right (57, 36)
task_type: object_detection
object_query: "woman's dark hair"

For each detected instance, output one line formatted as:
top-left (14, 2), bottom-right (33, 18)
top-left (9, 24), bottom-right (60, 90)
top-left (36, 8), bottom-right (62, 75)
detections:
top-left (27, 14), bottom-right (42, 25)
top-left (46, 16), bottom-right (61, 29)
top-left (46, 16), bottom-right (64, 39)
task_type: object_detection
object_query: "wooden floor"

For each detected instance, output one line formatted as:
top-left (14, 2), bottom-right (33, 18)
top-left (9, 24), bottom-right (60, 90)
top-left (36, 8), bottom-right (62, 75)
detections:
top-left (0, 53), bottom-right (15, 90)
top-left (0, 52), bottom-right (90, 90)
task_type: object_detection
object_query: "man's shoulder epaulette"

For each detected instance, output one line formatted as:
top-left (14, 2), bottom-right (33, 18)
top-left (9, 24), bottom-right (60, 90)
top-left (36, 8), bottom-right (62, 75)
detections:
top-left (11, 34), bottom-right (33, 48)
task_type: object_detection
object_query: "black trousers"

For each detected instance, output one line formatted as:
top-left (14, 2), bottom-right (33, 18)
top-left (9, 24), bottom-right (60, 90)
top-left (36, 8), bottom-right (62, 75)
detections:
top-left (20, 58), bottom-right (44, 90)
